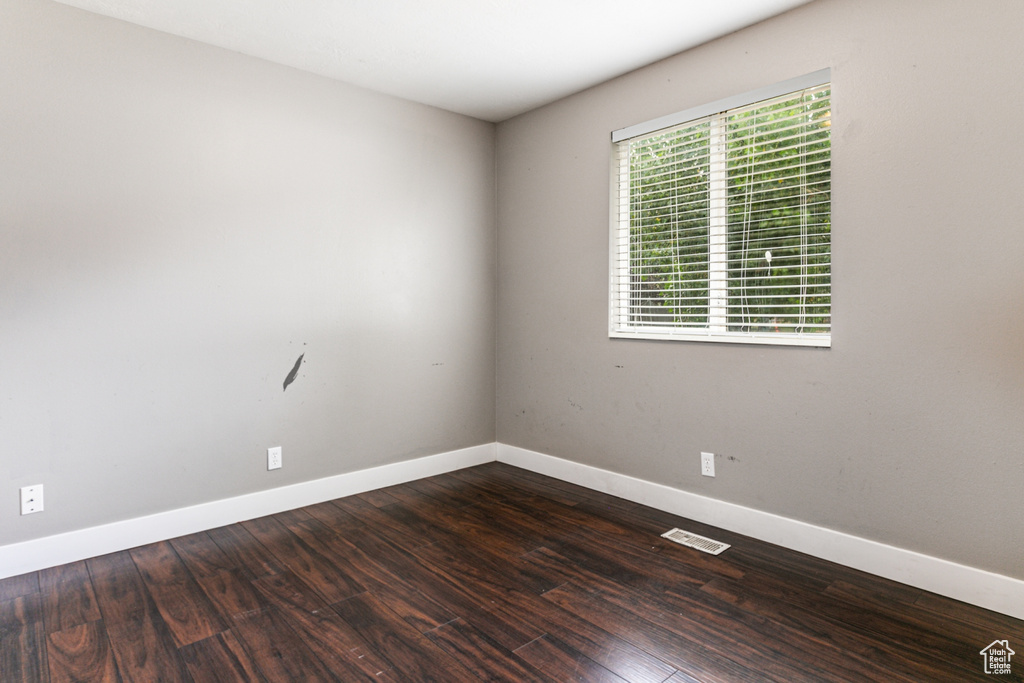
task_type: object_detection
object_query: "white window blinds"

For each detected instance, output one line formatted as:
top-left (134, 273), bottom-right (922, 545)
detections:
top-left (610, 72), bottom-right (831, 346)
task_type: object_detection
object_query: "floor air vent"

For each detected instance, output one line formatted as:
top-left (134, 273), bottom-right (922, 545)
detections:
top-left (661, 528), bottom-right (730, 555)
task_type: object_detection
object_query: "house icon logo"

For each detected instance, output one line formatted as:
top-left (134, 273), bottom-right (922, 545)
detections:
top-left (980, 640), bottom-right (1014, 675)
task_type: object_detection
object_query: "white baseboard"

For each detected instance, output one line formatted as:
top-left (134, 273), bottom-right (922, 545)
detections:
top-left (497, 443), bottom-right (1024, 621)
top-left (5, 439), bottom-right (1021, 622)
top-left (0, 443), bottom-right (495, 580)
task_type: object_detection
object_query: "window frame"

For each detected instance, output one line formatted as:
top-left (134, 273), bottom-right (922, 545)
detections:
top-left (609, 69), bottom-right (832, 348)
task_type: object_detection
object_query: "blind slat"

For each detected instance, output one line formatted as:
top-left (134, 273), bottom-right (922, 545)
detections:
top-left (611, 74), bottom-right (831, 347)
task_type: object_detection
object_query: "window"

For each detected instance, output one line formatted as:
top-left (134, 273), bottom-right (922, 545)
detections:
top-left (610, 70), bottom-right (831, 346)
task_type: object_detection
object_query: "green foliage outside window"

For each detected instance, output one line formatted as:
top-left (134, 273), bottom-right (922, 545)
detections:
top-left (626, 87), bottom-right (831, 337)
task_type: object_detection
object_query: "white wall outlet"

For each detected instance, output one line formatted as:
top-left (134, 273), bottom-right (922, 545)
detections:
top-left (700, 452), bottom-right (715, 477)
top-left (20, 484), bottom-right (43, 515)
top-left (267, 446), bottom-right (282, 471)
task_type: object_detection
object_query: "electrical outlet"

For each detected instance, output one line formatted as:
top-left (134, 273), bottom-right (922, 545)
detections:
top-left (700, 452), bottom-right (715, 477)
top-left (267, 446), bottom-right (282, 471)
top-left (20, 485), bottom-right (43, 515)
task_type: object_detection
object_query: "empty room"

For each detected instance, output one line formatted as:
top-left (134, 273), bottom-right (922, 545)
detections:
top-left (2, 0), bottom-right (1023, 680)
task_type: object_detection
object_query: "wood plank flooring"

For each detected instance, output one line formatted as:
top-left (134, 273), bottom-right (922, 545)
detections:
top-left (1, 462), bottom-right (1022, 682)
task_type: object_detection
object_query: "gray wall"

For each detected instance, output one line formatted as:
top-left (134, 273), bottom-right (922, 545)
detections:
top-left (496, 0), bottom-right (1024, 578)
top-left (0, 0), bottom-right (495, 545)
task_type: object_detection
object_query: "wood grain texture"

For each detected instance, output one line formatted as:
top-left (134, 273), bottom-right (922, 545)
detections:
top-left (38, 562), bottom-right (101, 636)
top-left (169, 519), bottom-right (266, 621)
top-left (249, 569), bottom-right (391, 680)
top-left (356, 488), bottom-right (401, 508)
top-left (183, 568), bottom-right (264, 622)
top-left (514, 634), bottom-right (628, 683)
top-left (241, 515), bottom-right (360, 604)
top-left (398, 546), bottom-right (546, 651)
top-left (404, 473), bottom-right (484, 508)
top-left (664, 672), bottom-right (707, 683)
top-left (0, 594), bottom-right (49, 683)
top-left (474, 557), bottom-right (677, 683)
top-left (330, 495), bottom-right (427, 550)
top-left (699, 573), bottom-right (998, 683)
top-left (271, 510), bottom-right (371, 597)
top-left (543, 581), bottom-right (763, 683)
top-left (178, 630), bottom-right (263, 683)
top-left (332, 592), bottom-right (478, 683)
top-left (0, 573), bottom-right (40, 603)
top-left (128, 542), bottom-right (225, 648)
top-left (205, 524), bottom-right (282, 580)
top-left (424, 618), bottom-right (548, 683)
top-left (168, 532), bottom-right (237, 580)
top-left (297, 504), bottom-right (460, 633)
top-left (231, 607), bottom-right (338, 683)
top-left (46, 621), bottom-right (119, 683)
top-left (87, 552), bottom-right (190, 683)
top-left (4, 463), bottom-right (1021, 682)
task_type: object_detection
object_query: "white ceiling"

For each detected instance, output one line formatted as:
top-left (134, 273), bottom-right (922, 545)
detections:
top-left (53, 0), bottom-right (814, 122)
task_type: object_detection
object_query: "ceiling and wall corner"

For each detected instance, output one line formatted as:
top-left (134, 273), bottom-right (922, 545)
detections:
top-left (49, 0), bottom-right (815, 122)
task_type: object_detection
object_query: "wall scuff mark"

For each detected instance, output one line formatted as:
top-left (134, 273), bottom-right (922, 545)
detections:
top-left (283, 353), bottom-right (304, 391)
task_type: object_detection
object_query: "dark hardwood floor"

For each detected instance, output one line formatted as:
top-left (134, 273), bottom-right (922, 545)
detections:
top-left (2, 462), bottom-right (1022, 682)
